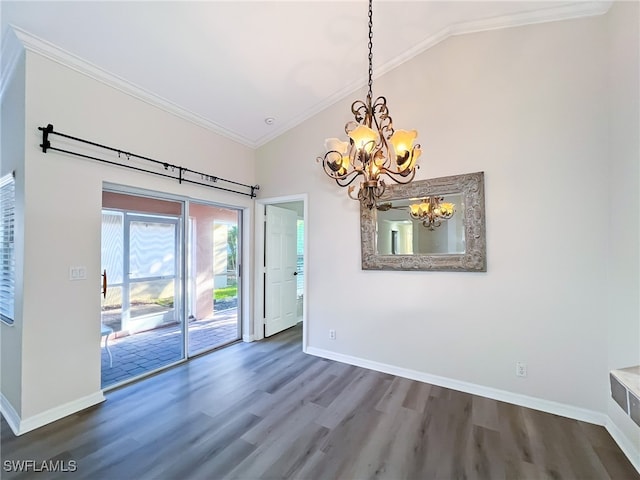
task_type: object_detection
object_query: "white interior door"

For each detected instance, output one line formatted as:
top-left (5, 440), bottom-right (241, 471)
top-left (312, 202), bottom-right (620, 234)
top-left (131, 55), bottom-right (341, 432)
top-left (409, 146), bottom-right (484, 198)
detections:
top-left (265, 205), bottom-right (298, 337)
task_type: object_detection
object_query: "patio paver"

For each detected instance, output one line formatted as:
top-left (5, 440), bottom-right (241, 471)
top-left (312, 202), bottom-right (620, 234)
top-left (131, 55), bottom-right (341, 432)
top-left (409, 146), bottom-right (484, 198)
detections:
top-left (101, 308), bottom-right (239, 388)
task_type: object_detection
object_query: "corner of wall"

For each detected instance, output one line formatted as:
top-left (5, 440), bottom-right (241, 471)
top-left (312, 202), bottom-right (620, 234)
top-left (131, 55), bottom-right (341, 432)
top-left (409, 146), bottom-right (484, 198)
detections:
top-left (0, 392), bottom-right (22, 435)
top-left (605, 0), bottom-right (640, 473)
top-left (606, 404), bottom-right (640, 473)
top-left (0, 26), bottom-right (26, 101)
top-left (2, 391), bottom-right (105, 437)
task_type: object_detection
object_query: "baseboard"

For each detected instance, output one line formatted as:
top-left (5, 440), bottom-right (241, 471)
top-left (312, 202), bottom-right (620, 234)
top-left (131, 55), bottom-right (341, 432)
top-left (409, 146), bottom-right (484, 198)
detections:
top-left (0, 393), bottom-right (22, 435)
top-left (605, 417), bottom-right (640, 473)
top-left (306, 347), bottom-right (640, 472)
top-left (306, 346), bottom-right (606, 426)
top-left (1, 391), bottom-right (105, 436)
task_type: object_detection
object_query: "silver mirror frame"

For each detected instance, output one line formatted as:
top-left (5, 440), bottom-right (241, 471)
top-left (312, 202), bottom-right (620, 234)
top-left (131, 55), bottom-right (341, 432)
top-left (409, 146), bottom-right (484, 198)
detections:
top-left (361, 171), bottom-right (486, 271)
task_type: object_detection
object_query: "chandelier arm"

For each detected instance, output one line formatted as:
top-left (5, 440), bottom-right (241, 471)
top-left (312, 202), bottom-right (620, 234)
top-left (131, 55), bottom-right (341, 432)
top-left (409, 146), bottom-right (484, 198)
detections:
top-left (379, 166), bottom-right (418, 184)
top-left (351, 100), bottom-right (370, 126)
top-left (317, 153), bottom-right (345, 176)
top-left (334, 170), bottom-right (364, 188)
top-left (317, 153), bottom-right (361, 183)
top-left (375, 151), bottom-right (392, 170)
top-left (369, 96), bottom-right (395, 169)
top-left (348, 185), bottom-right (360, 202)
top-left (318, 149), bottom-right (343, 168)
top-left (422, 217), bottom-right (438, 230)
top-left (371, 96), bottom-right (392, 137)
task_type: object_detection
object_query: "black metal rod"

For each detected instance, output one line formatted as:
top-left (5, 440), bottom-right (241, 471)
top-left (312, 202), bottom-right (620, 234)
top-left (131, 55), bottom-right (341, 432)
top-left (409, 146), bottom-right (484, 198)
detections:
top-left (182, 167), bottom-right (252, 189)
top-left (38, 124), bottom-right (259, 198)
top-left (46, 146), bottom-right (257, 198)
top-left (47, 146), bottom-right (184, 182)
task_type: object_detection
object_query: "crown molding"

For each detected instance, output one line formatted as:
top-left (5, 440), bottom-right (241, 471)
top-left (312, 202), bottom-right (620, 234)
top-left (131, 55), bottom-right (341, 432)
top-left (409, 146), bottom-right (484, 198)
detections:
top-left (377, 1), bottom-right (614, 82)
top-left (8, 25), bottom-right (256, 148)
top-left (255, 0), bottom-right (613, 148)
top-left (451, 1), bottom-right (612, 35)
top-left (4, 1), bottom-right (613, 149)
top-left (0, 27), bottom-right (26, 101)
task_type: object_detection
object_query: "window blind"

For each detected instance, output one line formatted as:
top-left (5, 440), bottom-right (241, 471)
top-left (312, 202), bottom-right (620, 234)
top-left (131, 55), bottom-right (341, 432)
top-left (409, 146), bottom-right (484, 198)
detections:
top-left (0, 172), bottom-right (15, 325)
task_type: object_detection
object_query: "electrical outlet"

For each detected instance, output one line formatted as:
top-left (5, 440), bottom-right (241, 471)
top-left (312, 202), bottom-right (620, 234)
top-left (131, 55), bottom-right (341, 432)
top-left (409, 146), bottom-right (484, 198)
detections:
top-left (516, 362), bottom-right (527, 377)
top-left (329, 329), bottom-right (336, 340)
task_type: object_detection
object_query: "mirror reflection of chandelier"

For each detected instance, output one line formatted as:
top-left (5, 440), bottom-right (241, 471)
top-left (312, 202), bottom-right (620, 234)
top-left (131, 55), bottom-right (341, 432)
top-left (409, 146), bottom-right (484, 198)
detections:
top-left (317, 0), bottom-right (421, 210)
top-left (409, 197), bottom-right (456, 230)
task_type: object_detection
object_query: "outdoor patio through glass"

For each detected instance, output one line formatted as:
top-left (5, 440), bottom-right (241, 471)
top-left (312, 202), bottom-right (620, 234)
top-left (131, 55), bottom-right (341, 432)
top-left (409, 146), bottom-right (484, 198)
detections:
top-left (100, 191), bottom-right (241, 388)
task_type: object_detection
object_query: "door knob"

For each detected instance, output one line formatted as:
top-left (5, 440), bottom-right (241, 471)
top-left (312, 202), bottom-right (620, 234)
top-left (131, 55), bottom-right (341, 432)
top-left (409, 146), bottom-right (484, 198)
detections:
top-left (293, 272), bottom-right (298, 276)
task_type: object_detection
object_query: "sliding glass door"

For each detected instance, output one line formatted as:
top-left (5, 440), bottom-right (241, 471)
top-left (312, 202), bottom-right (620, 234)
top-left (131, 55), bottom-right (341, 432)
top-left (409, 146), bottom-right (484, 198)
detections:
top-left (187, 202), bottom-right (241, 356)
top-left (101, 191), bottom-right (242, 388)
top-left (101, 192), bottom-right (185, 388)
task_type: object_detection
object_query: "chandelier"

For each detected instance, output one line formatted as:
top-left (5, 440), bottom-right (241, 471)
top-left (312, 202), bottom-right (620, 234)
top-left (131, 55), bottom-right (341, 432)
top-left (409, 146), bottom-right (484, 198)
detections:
top-left (409, 197), bottom-right (456, 230)
top-left (317, 0), bottom-right (421, 210)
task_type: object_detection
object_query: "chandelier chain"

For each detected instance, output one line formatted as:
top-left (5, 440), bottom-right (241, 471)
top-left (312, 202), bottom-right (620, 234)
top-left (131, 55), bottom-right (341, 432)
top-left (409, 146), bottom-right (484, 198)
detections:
top-left (367, 0), bottom-right (373, 101)
top-left (316, 0), bottom-right (421, 210)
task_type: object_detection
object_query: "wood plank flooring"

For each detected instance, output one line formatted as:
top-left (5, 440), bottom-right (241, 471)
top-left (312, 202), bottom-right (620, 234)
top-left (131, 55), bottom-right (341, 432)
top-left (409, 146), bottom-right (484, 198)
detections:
top-left (1, 324), bottom-right (638, 479)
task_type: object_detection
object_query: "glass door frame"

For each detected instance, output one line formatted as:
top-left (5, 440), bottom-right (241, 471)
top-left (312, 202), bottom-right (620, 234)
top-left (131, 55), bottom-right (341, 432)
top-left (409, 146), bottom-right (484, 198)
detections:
top-left (184, 200), bottom-right (243, 357)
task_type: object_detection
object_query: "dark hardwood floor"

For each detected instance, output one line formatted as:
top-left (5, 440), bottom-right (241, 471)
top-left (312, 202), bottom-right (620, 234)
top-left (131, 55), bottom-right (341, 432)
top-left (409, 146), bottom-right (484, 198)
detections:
top-left (2, 324), bottom-right (638, 479)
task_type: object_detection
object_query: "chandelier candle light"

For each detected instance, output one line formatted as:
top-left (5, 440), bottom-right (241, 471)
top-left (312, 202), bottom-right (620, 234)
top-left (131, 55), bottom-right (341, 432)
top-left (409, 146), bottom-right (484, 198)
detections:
top-left (409, 197), bottom-right (456, 230)
top-left (317, 0), bottom-right (421, 209)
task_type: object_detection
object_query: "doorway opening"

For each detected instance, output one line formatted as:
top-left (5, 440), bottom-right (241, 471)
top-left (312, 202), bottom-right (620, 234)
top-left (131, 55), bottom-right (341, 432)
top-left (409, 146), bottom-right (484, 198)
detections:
top-left (255, 195), bottom-right (307, 348)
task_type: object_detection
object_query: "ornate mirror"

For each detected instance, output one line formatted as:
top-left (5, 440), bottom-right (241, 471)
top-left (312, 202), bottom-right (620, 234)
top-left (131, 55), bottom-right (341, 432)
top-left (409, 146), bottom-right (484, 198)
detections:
top-left (360, 171), bottom-right (486, 271)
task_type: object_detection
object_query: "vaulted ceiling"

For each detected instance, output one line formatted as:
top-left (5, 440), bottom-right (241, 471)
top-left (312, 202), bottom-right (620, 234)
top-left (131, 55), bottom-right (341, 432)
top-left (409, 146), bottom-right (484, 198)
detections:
top-left (1, 1), bottom-right (611, 148)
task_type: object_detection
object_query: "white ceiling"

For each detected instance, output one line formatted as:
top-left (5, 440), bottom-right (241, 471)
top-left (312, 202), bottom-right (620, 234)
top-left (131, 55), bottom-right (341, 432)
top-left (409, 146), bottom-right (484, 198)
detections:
top-left (1, 1), bottom-right (610, 148)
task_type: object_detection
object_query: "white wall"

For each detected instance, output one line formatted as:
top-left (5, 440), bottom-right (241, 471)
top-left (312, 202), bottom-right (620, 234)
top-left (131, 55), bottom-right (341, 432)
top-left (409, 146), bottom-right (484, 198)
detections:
top-left (0, 48), bottom-right (25, 417)
top-left (9, 49), bottom-right (256, 427)
top-left (606, 0), bottom-right (640, 457)
top-left (257, 12), bottom-right (613, 416)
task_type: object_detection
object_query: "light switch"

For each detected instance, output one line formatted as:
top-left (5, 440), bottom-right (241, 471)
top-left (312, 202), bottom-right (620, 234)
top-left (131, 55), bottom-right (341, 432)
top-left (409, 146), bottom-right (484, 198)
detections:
top-left (69, 266), bottom-right (87, 281)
